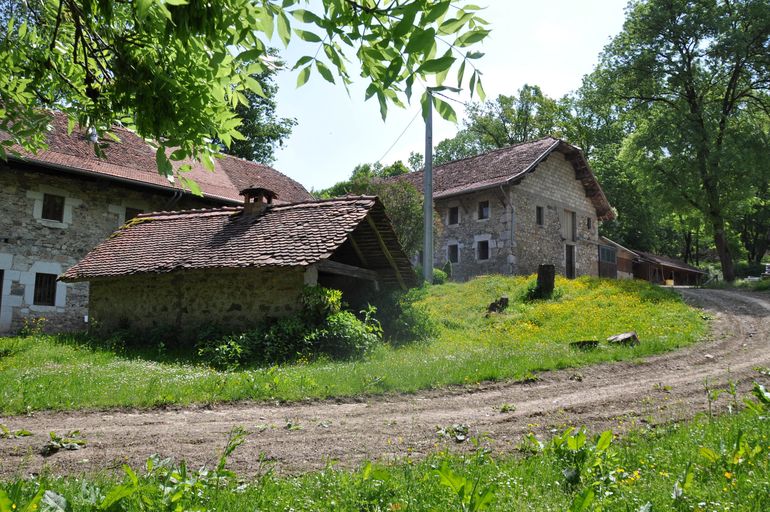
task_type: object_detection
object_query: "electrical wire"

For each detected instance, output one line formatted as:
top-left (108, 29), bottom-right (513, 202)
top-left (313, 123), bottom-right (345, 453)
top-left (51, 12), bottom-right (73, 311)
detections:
top-left (376, 107), bottom-right (423, 163)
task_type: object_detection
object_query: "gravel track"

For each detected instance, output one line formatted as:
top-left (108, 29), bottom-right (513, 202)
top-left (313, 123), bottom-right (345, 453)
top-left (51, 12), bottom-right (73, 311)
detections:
top-left (1, 288), bottom-right (768, 478)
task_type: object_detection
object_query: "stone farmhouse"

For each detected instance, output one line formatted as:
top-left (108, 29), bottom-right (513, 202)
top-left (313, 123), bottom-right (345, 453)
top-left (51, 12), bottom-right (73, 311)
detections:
top-left (395, 138), bottom-right (615, 281)
top-left (61, 193), bottom-right (415, 341)
top-left (0, 113), bottom-right (312, 333)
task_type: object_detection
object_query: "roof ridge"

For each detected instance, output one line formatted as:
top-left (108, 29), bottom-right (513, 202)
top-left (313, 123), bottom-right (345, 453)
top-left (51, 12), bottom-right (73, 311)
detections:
top-left (428, 136), bottom-right (561, 172)
top-left (136, 206), bottom-right (241, 219)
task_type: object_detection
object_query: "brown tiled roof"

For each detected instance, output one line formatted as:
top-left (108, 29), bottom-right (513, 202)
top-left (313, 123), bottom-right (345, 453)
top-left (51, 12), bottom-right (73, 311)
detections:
top-left (636, 251), bottom-right (707, 274)
top-left (3, 112), bottom-right (312, 204)
top-left (393, 137), bottom-right (615, 220)
top-left (61, 196), bottom-right (416, 288)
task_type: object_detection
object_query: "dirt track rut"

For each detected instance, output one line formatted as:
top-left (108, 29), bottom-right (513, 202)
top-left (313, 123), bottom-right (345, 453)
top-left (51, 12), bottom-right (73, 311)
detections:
top-left (1, 288), bottom-right (768, 478)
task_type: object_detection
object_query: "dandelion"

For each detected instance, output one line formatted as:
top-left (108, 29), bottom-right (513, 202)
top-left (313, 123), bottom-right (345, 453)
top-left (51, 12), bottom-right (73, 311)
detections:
top-left (724, 471), bottom-right (733, 479)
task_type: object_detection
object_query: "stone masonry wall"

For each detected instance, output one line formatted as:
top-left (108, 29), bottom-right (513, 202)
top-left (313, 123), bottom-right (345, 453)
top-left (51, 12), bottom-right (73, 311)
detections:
top-left (89, 267), bottom-right (306, 342)
top-left (0, 164), bottom-right (215, 334)
top-left (433, 152), bottom-right (599, 281)
top-left (512, 152), bottom-right (599, 277)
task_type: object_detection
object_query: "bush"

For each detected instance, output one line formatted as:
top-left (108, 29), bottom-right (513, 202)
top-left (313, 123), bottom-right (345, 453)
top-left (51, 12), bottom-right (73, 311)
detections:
top-left (260, 316), bottom-right (312, 363)
top-left (306, 308), bottom-right (381, 359)
top-left (375, 288), bottom-right (437, 346)
top-left (432, 268), bottom-right (448, 284)
top-left (196, 335), bottom-right (247, 370)
top-left (301, 286), bottom-right (342, 323)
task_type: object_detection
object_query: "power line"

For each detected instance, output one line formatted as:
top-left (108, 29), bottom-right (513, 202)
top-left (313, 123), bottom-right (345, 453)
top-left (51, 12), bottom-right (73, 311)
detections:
top-left (376, 107), bottom-right (422, 163)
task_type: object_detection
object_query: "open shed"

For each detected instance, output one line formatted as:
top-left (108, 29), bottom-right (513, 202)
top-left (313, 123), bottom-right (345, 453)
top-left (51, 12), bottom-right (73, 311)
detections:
top-left (61, 193), bottom-right (416, 341)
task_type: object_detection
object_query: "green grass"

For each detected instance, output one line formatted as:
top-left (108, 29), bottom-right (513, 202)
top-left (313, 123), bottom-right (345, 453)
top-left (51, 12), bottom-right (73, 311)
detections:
top-left (3, 398), bottom-right (769, 510)
top-left (0, 275), bottom-right (706, 414)
top-left (705, 278), bottom-right (770, 293)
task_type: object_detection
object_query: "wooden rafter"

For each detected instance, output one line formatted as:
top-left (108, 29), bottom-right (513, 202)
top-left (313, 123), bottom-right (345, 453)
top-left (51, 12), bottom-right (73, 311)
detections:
top-left (317, 260), bottom-right (379, 281)
top-left (366, 214), bottom-right (407, 290)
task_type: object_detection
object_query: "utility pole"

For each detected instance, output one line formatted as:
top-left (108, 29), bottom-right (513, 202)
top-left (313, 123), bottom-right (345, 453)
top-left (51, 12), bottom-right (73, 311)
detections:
top-left (422, 91), bottom-right (433, 284)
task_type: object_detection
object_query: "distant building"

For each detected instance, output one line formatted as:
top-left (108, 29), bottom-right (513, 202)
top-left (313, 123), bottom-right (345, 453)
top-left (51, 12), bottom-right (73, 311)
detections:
top-left (61, 194), bottom-right (415, 341)
top-left (0, 113), bottom-right (311, 333)
top-left (598, 237), bottom-right (707, 285)
top-left (393, 138), bottom-right (615, 281)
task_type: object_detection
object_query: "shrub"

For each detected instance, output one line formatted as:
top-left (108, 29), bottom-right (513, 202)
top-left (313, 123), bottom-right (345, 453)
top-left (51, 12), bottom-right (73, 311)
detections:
top-left (301, 286), bottom-right (342, 323)
top-left (260, 316), bottom-right (312, 363)
top-left (196, 335), bottom-right (247, 370)
top-left (306, 309), bottom-right (381, 359)
top-left (432, 268), bottom-right (448, 284)
top-left (375, 288), bottom-right (437, 346)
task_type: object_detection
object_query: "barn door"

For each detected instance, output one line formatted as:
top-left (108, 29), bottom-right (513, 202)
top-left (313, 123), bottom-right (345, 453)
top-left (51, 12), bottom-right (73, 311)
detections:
top-left (565, 245), bottom-right (576, 279)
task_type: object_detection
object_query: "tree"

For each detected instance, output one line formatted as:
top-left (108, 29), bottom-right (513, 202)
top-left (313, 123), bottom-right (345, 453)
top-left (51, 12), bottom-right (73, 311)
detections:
top-left (594, 0), bottom-right (770, 281)
top-left (0, 0), bottom-right (490, 190)
top-left (431, 84), bottom-right (563, 165)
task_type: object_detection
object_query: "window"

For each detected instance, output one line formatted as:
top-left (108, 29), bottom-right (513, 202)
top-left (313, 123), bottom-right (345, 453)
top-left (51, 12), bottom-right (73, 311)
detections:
top-left (587, 217), bottom-right (593, 230)
top-left (42, 194), bottom-right (65, 222)
top-left (563, 209), bottom-right (577, 242)
top-left (478, 200), bottom-right (490, 220)
top-left (599, 246), bottom-right (617, 264)
top-left (125, 208), bottom-right (143, 222)
top-left (33, 273), bottom-right (57, 306)
top-left (448, 206), bottom-right (459, 225)
top-left (448, 244), bottom-right (459, 263)
top-left (476, 240), bottom-right (489, 261)
top-left (536, 206), bottom-right (544, 226)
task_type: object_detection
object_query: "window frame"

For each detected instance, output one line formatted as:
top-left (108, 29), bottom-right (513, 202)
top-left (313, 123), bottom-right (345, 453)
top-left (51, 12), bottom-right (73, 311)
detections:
top-left (41, 193), bottom-right (65, 222)
top-left (476, 240), bottom-right (490, 261)
top-left (447, 206), bottom-right (460, 226)
top-left (587, 217), bottom-right (593, 231)
top-left (477, 200), bottom-right (490, 220)
top-left (33, 273), bottom-right (58, 306)
top-left (447, 243), bottom-right (459, 263)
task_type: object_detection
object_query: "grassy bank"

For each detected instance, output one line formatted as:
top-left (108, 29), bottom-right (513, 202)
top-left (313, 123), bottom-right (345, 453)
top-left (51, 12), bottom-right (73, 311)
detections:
top-left (0, 276), bottom-right (706, 414)
top-left (3, 388), bottom-right (769, 511)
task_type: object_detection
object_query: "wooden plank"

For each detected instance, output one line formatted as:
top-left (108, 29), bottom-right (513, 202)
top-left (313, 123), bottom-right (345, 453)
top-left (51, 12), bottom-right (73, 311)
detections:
top-left (366, 215), bottom-right (407, 290)
top-left (317, 259), bottom-right (379, 282)
top-left (348, 234), bottom-right (369, 267)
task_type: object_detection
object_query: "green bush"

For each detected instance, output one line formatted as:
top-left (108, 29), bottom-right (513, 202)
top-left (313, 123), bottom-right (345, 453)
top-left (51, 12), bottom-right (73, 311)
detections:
top-left (301, 286), bottom-right (342, 323)
top-left (306, 309), bottom-right (381, 359)
top-left (260, 316), bottom-right (312, 363)
top-left (374, 288), bottom-right (437, 346)
top-left (432, 267), bottom-right (448, 284)
top-left (196, 335), bottom-right (247, 370)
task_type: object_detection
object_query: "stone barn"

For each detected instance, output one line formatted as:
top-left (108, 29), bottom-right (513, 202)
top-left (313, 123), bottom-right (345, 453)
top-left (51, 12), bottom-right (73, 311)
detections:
top-left (61, 192), bottom-right (416, 341)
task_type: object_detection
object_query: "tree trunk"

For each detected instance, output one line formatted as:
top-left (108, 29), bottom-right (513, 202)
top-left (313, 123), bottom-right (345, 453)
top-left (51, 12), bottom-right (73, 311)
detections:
top-left (711, 218), bottom-right (735, 282)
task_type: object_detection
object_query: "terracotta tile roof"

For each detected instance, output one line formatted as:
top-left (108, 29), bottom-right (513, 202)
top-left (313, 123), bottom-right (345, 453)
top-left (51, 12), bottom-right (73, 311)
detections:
top-left (393, 137), bottom-right (615, 220)
top-left (61, 196), bottom-right (417, 288)
top-left (3, 112), bottom-right (312, 204)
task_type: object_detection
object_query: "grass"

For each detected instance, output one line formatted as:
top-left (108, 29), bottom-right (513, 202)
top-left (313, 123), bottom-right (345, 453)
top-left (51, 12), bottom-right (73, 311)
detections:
top-left (705, 278), bottom-right (770, 293)
top-left (0, 275), bottom-right (706, 414)
top-left (3, 388), bottom-right (770, 511)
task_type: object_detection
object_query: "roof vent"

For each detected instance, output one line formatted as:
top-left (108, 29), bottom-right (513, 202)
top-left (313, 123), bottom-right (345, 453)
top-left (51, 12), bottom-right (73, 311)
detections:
top-left (241, 187), bottom-right (277, 215)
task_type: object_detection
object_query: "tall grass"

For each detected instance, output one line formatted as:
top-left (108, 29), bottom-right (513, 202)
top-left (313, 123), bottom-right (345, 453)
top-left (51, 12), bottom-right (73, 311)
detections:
top-left (0, 276), bottom-right (706, 414)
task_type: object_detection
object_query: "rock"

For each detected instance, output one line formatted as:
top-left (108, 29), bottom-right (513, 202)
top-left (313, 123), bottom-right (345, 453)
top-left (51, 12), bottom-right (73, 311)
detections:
top-left (607, 331), bottom-right (640, 346)
top-left (485, 295), bottom-right (509, 316)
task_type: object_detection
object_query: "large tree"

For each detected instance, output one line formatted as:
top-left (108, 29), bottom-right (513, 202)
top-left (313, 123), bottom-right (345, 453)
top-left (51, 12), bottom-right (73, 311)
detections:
top-left (0, 0), bottom-right (489, 190)
top-left (594, 0), bottom-right (770, 281)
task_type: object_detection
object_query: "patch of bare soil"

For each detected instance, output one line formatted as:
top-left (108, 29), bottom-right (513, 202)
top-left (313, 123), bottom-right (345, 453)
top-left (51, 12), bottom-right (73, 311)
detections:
top-left (1, 289), bottom-right (768, 479)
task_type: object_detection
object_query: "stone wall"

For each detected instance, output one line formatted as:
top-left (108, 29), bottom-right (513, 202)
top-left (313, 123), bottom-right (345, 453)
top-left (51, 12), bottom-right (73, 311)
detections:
top-left (88, 267), bottom-right (306, 342)
top-left (0, 164), bottom-right (216, 333)
top-left (433, 152), bottom-right (600, 281)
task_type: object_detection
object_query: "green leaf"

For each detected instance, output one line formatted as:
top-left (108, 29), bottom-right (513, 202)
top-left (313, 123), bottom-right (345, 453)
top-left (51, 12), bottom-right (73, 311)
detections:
top-left (244, 76), bottom-right (266, 97)
top-left (0, 489), bottom-right (13, 512)
top-left (423, 1), bottom-right (450, 24)
top-left (595, 430), bottom-right (613, 453)
top-left (455, 29), bottom-right (490, 47)
top-left (291, 9), bottom-right (322, 24)
top-left (100, 484), bottom-right (136, 509)
top-left (439, 12), bottom-right (475, 35)
top-left (419, 54), bottom-right (455, 74)
top-left (180, 176), bottom-right (203, 196)
top-left (404, 27), bottom-right (436, 54)
top-left (292, 55), bottom-right (313, 70)
top-left (569, 487), bottom-right (594, 512)
top-left (699, 446), bottom-right (720, 463)
top-left (164, 0), bottom-right (189, 5)
top-left (295, 29), bottom-right (322, 42)
top-left (155, 147), bottom-right (173, 177)
top-left (316, 61), bottom-right (335, 83)
top-left (296, 65), bottom-right (312, 87)
top-left (476, 77), bottom-right (486, 100)
top-left (277, 10), bottom-right (292, 46)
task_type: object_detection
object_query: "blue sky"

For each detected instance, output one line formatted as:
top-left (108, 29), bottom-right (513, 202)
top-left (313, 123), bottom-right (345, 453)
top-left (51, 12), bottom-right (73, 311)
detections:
top-left (269, 1), bottom-right (629, 191)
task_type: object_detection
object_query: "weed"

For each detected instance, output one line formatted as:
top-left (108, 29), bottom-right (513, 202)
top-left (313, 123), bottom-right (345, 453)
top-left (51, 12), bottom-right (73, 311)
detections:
top-left (498, 403), bottom-right (516, 413)
top-left (40, 431), bottom-right (86, 456)
top-left (0, 424), bottom-right (32, 439)
top-left (436, 424), bottom-right (471, 443)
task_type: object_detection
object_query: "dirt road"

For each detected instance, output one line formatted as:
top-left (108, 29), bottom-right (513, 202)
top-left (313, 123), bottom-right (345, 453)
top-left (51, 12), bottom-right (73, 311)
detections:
top-left (1, 288), bottom-right (768, 478)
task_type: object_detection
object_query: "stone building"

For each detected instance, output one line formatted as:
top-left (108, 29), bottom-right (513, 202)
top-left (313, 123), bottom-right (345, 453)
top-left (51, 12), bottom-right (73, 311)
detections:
top-left (0, 113), bottom-right (312, 333)
top-left (395, 138), bottom-right (615, 281)
top-left (61, 194), bottom-right (415, 341)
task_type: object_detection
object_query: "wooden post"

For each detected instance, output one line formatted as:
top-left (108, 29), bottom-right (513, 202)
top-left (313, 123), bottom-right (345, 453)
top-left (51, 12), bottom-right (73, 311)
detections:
top-left (537, 264), bottom-right (555, 299)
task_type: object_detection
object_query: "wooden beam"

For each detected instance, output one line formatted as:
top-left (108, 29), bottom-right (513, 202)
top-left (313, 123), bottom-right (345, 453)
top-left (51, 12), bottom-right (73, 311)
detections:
top-left (348, 234), bottom-right (369, 267)
top-left (366, 215), bottom-right (407, 290)
top-left (317, 260), bottom-right (379, 282)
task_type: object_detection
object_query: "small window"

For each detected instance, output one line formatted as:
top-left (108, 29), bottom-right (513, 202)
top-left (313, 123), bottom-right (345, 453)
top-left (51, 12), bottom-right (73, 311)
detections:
top-left (600, 246), bottom-right (617, 264)
top-left (478, 201), bottom-right (490, 220)
top-left (42, 194), bottom-right (65, 222)
top-left (125, 207), bottom-right (143, 222)
top-left (448, 244), bottom-right (459, 263)
top-left (33, 273), bottom-right (57, 306)
top-left (587, 217), bottom-right (593, 230)
top-left (448, 206), bottom-right (459, 225)
top-left (536, 206), bottom-right (544, 226)
top-left (477, 240), bottom-right (489, 261)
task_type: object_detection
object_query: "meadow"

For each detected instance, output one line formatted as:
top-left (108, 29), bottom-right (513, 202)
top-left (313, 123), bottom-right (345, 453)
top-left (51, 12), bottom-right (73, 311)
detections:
top-left (0, 276), bottom-right (706, 414)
